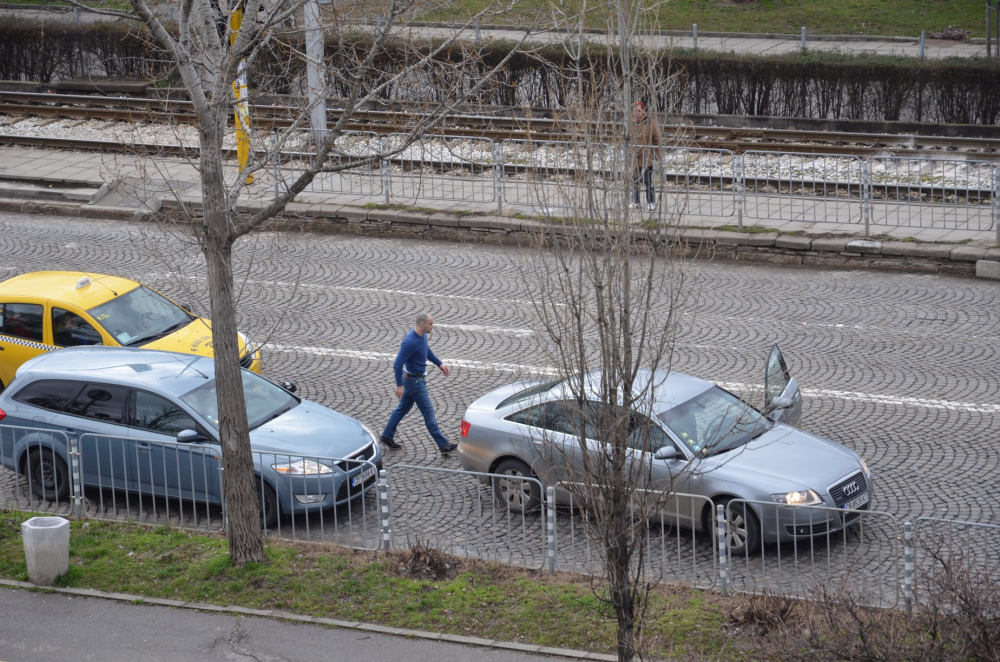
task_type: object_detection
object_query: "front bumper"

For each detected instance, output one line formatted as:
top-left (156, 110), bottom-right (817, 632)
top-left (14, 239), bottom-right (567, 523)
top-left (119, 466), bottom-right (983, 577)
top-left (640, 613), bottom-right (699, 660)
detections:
top-left (758, 479), bottom-right (874, 545)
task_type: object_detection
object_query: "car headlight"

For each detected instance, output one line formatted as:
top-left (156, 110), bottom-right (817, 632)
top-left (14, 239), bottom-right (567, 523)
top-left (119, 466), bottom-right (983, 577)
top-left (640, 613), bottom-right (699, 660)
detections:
top-left (360, 423), bottom-right (378, 444)
top-left (771, 489), bottom-right (822, 506)
top-left (272, 460), bottom-right (333, 475)
top-left (860, 458), bottom-right (870, 477)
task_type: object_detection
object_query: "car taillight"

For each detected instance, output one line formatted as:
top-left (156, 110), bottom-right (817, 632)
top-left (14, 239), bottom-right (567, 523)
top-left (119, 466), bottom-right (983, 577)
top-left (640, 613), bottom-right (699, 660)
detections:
top-left (460, 419), bottom-right (470, 438)
top-left (0, 408), bottom-right (5, 422)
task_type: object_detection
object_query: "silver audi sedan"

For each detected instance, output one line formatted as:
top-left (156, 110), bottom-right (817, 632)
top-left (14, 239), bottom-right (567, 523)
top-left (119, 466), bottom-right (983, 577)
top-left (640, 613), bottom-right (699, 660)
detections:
top-left (458, 345), bottom-right (873, 554)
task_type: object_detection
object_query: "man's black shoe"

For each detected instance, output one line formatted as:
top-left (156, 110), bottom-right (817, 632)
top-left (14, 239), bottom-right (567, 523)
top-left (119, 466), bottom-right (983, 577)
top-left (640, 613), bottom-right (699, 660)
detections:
top-left (380, 436), bottom-right (402, 450)
top-left (439, 442), bottom-right (458, 454)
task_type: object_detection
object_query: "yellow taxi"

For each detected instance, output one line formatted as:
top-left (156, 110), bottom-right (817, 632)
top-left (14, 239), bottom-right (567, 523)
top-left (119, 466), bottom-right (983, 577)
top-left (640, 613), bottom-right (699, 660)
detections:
top-left (0, 271), bottom-right (262, 389)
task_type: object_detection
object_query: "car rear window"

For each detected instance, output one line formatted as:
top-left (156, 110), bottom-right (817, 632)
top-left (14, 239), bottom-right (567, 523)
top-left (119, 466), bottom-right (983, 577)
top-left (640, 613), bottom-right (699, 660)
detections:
top-left (495, 379), bottom-right (563, 410)
top-left (15, 380), bottom-right (85, 413)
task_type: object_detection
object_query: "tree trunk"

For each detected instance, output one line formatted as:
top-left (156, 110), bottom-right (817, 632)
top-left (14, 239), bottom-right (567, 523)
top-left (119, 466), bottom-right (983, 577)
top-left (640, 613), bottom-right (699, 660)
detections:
top-left (200, 118), bottom-right (266, 566)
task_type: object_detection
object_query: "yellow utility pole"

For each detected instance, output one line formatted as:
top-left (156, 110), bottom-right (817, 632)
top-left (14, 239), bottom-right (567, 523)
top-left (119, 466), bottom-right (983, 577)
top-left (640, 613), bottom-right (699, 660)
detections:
top-left (229, 3), bottom-right (253, 184)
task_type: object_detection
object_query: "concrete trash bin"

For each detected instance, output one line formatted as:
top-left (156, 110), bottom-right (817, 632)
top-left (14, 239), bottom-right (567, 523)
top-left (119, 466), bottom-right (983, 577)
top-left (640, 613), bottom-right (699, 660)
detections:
top-left (21, 516), bottom-right (70, 586)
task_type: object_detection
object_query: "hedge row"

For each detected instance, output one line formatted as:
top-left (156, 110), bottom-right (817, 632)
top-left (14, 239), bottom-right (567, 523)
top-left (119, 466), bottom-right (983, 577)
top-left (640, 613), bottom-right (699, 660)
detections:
top-left (4, 17), bottom-right (1000, 125)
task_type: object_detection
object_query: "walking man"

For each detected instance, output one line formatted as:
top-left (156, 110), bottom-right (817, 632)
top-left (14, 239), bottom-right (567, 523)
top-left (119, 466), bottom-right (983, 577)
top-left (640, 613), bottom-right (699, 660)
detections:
top-left (380, 312), bottom-right (457, 454)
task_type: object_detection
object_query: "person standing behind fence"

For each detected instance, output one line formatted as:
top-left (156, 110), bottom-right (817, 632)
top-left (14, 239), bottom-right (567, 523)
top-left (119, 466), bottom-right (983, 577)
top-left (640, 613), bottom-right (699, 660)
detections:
top-left (630, 98), bottom-right (662, 211)
top-left (380, 312), bottom-right (457, 455)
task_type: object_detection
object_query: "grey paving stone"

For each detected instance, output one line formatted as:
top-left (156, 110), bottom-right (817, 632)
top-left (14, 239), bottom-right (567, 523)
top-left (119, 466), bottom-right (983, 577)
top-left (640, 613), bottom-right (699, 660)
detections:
top-left (811, 238), bottom-right (850, 252)
top-left (846, 239), bottom-right (882, 255)
top-left (950, 246), bottom-right (988, 262)
top-left (976, 260), bottom-right (1000, 280)
top-left (775, 235), bottom-right (812, 250)
top-left (746, 232), bottom-right (779, 247)
top-left (881, 242), bottom-right (953, 258)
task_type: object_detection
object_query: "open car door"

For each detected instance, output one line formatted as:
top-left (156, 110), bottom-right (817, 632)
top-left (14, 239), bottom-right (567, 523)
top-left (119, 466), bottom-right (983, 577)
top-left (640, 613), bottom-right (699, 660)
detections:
top-left (764, 344), bottom-right (802, 426)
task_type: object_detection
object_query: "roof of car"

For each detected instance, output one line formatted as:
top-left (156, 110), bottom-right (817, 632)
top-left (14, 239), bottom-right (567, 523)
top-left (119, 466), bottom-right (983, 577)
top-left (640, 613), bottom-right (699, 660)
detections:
top-left (554, 369), bottom-right (715, 411)
top-left (15, 346), bottom-right (214, 395)
top-left (0, 271), bottom-right (141, 310)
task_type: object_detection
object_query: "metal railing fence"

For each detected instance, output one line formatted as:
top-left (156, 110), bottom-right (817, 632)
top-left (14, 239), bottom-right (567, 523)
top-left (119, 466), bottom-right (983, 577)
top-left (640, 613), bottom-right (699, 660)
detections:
top-left (4, 420), bottom-right (1000, 606)
top-left (384, 464), bottom-right (547, 570)
top-left (725, 499), bottom-right (901, 607)
top-left (274, 129), bottom-right (1000, 242)
top-left (270, 135), bottom-right (998, 238)
top-left (550, 483), bottom-right (718, 590)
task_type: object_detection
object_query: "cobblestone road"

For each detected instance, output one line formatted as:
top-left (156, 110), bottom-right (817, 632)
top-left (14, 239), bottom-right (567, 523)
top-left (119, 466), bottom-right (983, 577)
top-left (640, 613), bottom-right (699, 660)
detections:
top-left (1, 211), bottom-right (997, 598)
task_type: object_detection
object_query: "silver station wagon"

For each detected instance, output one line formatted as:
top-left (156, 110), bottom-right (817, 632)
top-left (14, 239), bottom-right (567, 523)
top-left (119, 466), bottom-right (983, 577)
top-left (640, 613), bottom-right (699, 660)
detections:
top-left (458, 346), bottom-right (873, 554)
top-left (0, 347), bottom-right (381, 527)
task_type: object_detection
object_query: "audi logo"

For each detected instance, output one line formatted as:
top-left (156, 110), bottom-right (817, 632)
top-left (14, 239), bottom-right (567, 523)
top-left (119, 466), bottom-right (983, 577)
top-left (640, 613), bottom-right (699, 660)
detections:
top-left (842, 480), bottom-right (861, 497)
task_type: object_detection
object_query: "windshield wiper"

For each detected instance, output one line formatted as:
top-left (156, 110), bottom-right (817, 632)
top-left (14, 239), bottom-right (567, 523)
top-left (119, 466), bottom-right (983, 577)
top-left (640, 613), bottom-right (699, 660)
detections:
top-left (251, 404), bottom-right (295, 430)
top-left (129, 320), bottom-right (191, 346)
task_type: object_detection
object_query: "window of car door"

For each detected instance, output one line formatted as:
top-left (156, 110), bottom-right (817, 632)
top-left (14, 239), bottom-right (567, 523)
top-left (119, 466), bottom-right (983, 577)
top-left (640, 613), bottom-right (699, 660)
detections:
top-left (14, 379), bottom-right (85, 413)
top-left (51, 307), bottom-right (103, 348)
top-left (1, 302), bottom-right (44, 342)
top-left (507, 400), bottom-right (593, 439)
top-left (67, 383), bottom-right (129, 427)
top-left (131, 390), bottom-right (200, 438)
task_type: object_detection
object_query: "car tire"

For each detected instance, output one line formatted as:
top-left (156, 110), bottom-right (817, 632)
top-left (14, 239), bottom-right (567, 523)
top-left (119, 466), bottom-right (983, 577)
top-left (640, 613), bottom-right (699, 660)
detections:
top-left (492, 459), bottom-right (541, 514)
top-left (718, 497), bottom-right (761, 556)
top-left (257, 479), bottom-right (279, 530)
top-left (27, 448), bottom-right (70, 502)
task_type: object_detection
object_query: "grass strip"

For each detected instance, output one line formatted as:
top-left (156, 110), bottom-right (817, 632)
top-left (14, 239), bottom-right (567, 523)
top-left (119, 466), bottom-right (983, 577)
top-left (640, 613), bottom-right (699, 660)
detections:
top-left (0, 511), bottom-right (747, 660)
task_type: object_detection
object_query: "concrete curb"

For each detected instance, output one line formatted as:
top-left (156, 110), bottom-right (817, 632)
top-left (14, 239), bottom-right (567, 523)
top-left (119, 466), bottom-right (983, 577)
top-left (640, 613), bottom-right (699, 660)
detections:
top-left (0, 579), bottom-right (616, 660)
top-left (153, 196), bottom-right (996, 278)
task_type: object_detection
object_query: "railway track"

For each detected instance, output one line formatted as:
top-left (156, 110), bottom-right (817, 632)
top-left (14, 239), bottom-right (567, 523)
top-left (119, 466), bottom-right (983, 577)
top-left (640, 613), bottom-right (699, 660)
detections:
top-left (3, 91), bottom-right (1000, 159)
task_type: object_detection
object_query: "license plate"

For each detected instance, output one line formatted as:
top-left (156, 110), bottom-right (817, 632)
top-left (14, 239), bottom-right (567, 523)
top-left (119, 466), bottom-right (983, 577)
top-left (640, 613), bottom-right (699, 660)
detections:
top-left (351, 466), bottom-right (376, 488)
top-left (843, 492), bottom-right (869, 511)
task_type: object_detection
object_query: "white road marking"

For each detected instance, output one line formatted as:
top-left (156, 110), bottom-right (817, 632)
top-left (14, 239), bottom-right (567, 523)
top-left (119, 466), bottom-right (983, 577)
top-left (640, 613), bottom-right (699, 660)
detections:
top-left (435, 323), bottom-right (533, 337)
top-left (270, 344), bottom-right (558, 376)
top-left (272, 343), bottom-right (999, 414)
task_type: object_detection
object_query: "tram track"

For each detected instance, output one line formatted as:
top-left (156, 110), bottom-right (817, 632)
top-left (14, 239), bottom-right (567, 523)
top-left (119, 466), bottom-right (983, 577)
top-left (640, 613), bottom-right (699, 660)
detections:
top-left (3, 91), bottom-right (1000, 160)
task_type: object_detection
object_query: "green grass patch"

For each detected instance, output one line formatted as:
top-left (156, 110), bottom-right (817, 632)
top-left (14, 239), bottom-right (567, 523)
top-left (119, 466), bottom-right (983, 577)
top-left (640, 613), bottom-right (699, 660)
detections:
top-left (417, 0), bottom-right (983, 38)
top-left (0, 511), bottom-right (746, 659)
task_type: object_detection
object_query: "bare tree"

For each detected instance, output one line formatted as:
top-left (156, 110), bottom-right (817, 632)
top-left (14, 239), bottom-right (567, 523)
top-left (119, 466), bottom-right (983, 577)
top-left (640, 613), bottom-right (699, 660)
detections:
top-left (65, 0), bottom-right (536, 565)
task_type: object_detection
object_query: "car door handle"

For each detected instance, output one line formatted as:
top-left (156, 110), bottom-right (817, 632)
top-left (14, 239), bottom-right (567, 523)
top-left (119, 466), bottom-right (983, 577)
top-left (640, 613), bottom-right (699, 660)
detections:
top-left (137, 442), bottom-right (150, 451)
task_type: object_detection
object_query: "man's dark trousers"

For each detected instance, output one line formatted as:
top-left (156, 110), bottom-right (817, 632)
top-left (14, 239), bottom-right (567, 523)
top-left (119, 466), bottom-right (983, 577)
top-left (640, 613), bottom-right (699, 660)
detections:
top-left (382, 375), bottom-right (450, 449)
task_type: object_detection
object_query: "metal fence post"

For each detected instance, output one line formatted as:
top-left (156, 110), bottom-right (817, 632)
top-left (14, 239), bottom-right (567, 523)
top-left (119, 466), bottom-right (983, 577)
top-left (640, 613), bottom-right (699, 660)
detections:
top-left (716, 504), bottom-right (728, 596)
top-left (692, 24), bottom-right (698, 52)
top-left (379, 469), bottom-right (391, 551)
top-left (546, 486), bottom-right (556, 575)
top-left (801, 26), bottom-right (806, 50)
top-left (862, 160), bottom-right (871, 236)
top-left (381, 154), bottom-right (390, 206)
top-left (903, 521), bottom-right (914, 613)
top-left (68, 433), bottom-right (82, 520)
top-left (494, 143), bottom-right (503, 216)
top-left (994, 165), bottom-right (1000, 245)
top-left (920, 31), bottom-right (926, 62)
top-left (735, 155), bottom-right (744, 231)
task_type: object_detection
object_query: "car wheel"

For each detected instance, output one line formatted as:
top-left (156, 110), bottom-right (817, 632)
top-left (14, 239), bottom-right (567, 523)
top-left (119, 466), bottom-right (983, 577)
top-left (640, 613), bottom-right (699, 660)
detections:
top-left (719, 498), bottom-right (761, 556)
top-left (492, 459), bottom-right (541, 514)
top-left (257, 479), bottom-right (279, 530)
top-left (27, 449), bottom-right (70, 502)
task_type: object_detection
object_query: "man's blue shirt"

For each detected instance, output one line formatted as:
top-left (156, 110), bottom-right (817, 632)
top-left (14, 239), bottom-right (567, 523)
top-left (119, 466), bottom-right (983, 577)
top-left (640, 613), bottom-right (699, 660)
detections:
top-left (393, 329), bottom-right (442, 386)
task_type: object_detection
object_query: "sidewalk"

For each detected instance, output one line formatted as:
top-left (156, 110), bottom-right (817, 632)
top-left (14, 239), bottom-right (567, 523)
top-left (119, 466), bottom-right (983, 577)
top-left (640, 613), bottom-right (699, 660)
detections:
top-left (0, 582), bottom-right (588, 661)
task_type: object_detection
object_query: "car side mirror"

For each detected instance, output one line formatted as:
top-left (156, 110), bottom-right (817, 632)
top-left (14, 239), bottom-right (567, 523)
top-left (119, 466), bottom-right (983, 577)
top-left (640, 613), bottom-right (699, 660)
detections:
top-left (653, 446), bottom-right (679, 461)
top-left (769, 396), bottom-right (793, 411)
top-left (176, 429), bottom-right (202, 443)
top-left (281, 381), bottom-right (297, 393)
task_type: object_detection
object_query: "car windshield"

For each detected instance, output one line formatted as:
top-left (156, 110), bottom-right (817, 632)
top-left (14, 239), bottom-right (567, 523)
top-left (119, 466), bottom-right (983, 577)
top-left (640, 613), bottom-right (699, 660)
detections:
top-left (180, 372), bottom-right (299, 430)
top-left (88, 286), bottom-right (194, 346)
top-left (656, 387), bottom-right (772, 456)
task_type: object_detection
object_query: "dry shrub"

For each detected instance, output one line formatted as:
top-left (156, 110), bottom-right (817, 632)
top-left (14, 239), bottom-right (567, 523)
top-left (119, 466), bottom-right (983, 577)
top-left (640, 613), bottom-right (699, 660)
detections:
top-left (397, 538), bottom-right (456, 580)
top-left (929, 26), bottom-right (971, 40)
top-left (728, 589), bottom-right (799, 637)
top-left (747, 549), bottom-right (1000, 662)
